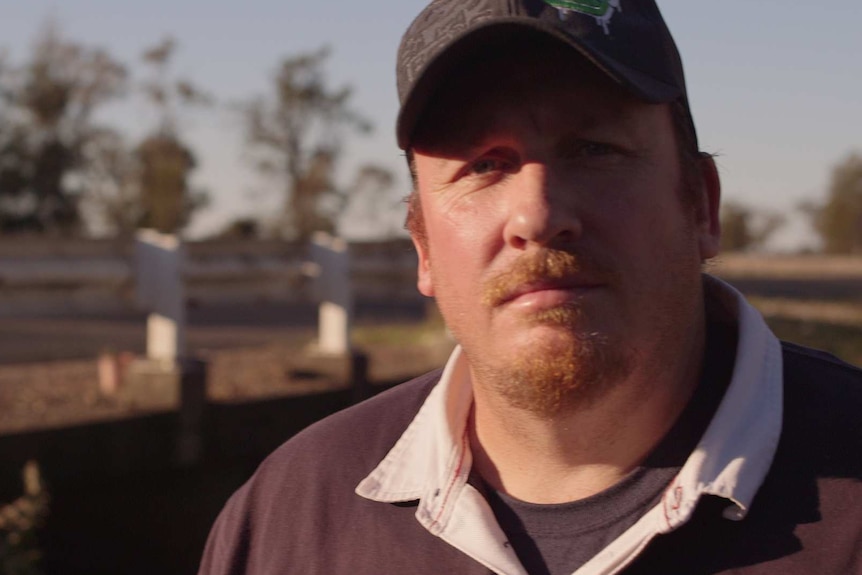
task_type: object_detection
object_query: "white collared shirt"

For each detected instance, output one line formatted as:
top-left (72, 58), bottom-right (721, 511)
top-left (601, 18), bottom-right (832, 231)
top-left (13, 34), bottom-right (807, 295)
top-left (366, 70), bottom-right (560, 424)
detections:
top-left (356, 278), bottom-right (783, 575)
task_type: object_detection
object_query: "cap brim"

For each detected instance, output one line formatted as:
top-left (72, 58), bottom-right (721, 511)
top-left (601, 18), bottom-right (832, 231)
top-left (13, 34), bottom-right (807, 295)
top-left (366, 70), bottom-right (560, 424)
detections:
top-left (396, 20), bottom-right (682, 150)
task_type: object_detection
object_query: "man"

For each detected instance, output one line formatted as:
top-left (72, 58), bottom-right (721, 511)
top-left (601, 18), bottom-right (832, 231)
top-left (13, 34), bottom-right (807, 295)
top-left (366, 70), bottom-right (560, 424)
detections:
top-left (199, 1), bottom-right (862, 574)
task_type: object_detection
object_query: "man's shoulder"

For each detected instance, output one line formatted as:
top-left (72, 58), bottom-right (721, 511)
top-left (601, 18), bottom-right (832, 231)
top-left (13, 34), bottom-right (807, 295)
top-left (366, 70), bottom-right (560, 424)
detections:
top-left (198, 369), bottom-right (453, 575)
top-left (780, 340), bottom-right (862, 408)
top-left (777, 340), bottom-right (862, 470)
top-left (781, 339), bottom-right (862, 378)
top-left (253, 367), bottom-right (443, 487)
top-left (724, 341), bottom-right (862, 575)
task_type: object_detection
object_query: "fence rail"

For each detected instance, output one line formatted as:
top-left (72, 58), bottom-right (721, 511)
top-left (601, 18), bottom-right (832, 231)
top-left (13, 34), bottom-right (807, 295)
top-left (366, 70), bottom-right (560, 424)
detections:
top-left (2, 238), bottom-right (862, 317)
top-left (0, 238), bottom-right (421, 317)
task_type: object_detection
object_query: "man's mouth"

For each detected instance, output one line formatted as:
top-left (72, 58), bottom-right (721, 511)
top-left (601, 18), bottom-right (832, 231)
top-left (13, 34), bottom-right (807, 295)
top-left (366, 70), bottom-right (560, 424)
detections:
top-left (498, 278), bottom-right (604, 308)
top-left (482, 249), bottom-right (615, 308)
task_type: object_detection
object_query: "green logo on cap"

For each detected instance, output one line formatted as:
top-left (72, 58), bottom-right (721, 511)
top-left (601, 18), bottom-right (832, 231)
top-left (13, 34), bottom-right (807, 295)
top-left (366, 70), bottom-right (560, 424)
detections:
top-left (544, 0), bottom-right (609, 17)
top-left (543, 0), bottom-right (621, 34)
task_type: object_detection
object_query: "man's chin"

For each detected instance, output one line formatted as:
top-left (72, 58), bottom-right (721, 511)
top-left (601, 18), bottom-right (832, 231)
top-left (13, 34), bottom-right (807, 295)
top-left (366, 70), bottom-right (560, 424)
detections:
top-left (487, 331), bottom-right (633, 418)
top-left (525, 303), bottom-right (583, 328)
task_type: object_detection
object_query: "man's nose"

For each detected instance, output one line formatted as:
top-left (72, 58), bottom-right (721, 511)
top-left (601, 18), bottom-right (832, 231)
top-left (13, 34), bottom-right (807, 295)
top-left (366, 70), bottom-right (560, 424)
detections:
top-left (502, 163), bottom-right (582, 249)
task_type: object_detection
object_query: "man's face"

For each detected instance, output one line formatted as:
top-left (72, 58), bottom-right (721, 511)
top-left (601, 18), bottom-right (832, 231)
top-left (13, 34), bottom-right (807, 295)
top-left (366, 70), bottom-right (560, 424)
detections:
top-left (410, 40), bottom-right (720, 415)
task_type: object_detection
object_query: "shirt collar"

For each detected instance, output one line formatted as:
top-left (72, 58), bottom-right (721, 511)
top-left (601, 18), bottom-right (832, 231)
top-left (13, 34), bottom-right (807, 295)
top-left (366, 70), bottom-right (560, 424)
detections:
top-left (356, 275), bottom-right (783, 531)
top-left (355, 344), bottom-right (474, 505)
top-left (660, 275), bottom-right (783, 526)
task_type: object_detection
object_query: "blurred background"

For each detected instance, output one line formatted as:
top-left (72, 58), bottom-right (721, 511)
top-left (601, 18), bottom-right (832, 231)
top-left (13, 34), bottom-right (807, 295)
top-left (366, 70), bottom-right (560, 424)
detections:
top-left (0, 1), bottom-right (860, 574)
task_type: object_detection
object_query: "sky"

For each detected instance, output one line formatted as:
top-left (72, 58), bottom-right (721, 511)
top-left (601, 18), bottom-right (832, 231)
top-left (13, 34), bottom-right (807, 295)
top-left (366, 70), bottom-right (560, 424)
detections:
top-left (2, 0), bottom-right (860, 250)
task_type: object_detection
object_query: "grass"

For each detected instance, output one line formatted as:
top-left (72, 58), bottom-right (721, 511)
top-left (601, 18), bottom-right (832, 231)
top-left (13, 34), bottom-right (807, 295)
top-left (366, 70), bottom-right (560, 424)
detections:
top-left (352, 311), bottom-right (448, 347)
top-left (352, 323), bottom-right (450, 349)
top-left (744, 296), bottom-right (862, 365)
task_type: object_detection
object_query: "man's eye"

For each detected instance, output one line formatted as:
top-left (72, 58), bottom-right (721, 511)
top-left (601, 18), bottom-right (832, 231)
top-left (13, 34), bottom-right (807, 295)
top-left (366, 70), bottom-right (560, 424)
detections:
top-left (558, 139), bottom-right (621, 159)
top-left (580, 141), bottom-right (616, 156)
top-left (470, 158), bottom-right (507, 175)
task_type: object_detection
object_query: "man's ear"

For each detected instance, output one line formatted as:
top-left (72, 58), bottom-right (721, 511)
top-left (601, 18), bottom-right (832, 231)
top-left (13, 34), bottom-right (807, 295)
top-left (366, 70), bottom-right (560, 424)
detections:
top-left (695, 154), bottom-right (722, 260)
top-left (412, 235), bottom-right (435, 297)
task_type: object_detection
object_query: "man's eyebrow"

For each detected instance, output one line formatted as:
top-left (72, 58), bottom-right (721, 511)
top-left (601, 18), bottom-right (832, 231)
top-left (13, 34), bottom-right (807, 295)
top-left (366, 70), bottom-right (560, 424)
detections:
top-left (564, 110), bottom-right (628, 133)
top-left (421, 132), bottom-right (488, 160)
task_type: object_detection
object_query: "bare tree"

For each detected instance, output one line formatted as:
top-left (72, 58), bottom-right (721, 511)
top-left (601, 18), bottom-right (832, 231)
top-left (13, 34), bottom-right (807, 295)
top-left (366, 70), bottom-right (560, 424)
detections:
top-left (78, 129), bottom-right (142, 237)
top-left (244, 46), bottom-right (393, 241)
top-left (135, 37), bottom-right (210, 233)
top-left (720, 200), bottom-right (785, 253)
top-left (78, 37), bottom-right (210, 236)
top-left (803, 153), bottom-right (862, 254)
top-left (340, 165), bottom-right (401, 238)
top-left (0, 21), bottom-right (126, 235)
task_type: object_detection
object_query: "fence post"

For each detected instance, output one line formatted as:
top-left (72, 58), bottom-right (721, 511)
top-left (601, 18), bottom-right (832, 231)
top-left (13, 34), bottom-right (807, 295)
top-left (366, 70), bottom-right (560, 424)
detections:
top-left (350, 350), bottom-right (370, 403)
top-left (308, 232), bottom-right (353, 356)
top-left (175, 357), bottom-right (208, 467)
top-left (135, 230), bottom-right (186, 364)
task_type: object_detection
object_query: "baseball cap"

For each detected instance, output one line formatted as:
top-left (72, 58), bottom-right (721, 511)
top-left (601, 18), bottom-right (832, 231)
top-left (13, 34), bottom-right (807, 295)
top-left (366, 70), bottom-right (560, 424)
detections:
top-left (396, 0), bottom-right (697, 151)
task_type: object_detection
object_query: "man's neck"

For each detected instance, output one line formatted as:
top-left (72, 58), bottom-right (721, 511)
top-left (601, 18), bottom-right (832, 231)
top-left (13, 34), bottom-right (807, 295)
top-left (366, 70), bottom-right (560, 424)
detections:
top-left (468, 315), bottom-right (707, 504)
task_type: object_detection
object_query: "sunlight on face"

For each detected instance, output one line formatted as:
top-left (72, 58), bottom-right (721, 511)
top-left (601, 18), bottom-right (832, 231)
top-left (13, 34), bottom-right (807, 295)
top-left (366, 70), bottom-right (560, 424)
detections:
top-left (411, 35), bottom-right (711, 417)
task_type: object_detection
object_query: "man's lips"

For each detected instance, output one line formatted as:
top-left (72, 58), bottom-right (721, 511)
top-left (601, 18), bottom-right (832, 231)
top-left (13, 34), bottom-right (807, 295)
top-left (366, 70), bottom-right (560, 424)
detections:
top-left (481, 249), bottom-right (618, 308)
top-left (497, 278), bottom-right (604, 307)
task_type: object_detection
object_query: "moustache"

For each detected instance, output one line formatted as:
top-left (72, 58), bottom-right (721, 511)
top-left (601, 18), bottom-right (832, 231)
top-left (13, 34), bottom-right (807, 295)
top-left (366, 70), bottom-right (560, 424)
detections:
top-left (481, 249), bottom-right (617, 307)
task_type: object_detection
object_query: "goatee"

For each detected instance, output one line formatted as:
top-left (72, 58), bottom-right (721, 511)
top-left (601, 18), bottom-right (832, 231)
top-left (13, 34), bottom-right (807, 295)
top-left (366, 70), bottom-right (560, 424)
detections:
top-left (473, 249), bottom-right (633, 417)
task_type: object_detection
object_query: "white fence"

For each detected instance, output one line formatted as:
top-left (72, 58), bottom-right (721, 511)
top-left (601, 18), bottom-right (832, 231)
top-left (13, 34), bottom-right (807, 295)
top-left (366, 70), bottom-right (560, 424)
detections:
top-left (0, 238), bottom-right (420, 317)
top-left (3, 238), bottom-right (862, 318)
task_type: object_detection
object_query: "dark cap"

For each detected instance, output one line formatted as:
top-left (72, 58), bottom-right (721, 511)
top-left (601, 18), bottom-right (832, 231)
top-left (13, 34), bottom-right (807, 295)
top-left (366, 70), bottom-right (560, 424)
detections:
top-left (396, 0), bottom-right (696, 150)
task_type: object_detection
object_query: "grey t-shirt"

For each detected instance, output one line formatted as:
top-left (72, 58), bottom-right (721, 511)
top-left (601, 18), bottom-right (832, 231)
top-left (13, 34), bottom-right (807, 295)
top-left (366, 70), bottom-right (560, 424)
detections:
top-left (481, 319), bottom-right (736, 575)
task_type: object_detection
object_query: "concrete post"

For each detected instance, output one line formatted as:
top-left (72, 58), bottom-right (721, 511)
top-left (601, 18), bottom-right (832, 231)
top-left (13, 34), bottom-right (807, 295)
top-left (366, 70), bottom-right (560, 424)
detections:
top-left (308, 232), bottom-right (353, 355)
top-left (135, 230), bottom-right (186, 364)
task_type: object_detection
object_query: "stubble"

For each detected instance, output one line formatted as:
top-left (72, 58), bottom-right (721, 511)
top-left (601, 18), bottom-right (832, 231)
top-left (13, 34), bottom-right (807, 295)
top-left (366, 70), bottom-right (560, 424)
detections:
top-left (472, 249), bottom-right (633, 418)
